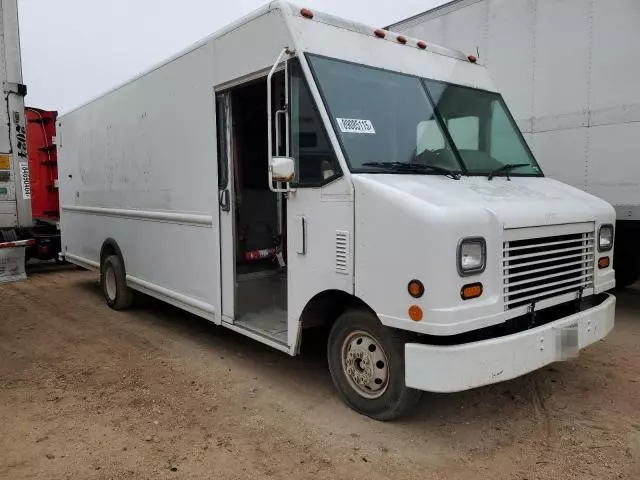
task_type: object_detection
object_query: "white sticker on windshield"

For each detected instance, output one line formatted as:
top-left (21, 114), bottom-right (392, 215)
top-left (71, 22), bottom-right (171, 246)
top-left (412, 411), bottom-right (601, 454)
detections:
top-left (336, 118), bottom-right (375, 134)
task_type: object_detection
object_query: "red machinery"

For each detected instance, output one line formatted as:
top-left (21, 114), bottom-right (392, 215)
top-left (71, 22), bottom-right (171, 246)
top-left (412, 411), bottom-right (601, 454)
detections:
top-left (24, 107), bottom-right (60, 261)
top-left (26, 108), bottom-right (59, 221)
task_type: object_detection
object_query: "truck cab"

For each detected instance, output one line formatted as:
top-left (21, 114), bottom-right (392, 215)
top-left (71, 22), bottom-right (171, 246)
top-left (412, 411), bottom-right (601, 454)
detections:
top-left (58, 2), bottom-right (616, 420)
top-left (262, 5), bottom-right (615, 418)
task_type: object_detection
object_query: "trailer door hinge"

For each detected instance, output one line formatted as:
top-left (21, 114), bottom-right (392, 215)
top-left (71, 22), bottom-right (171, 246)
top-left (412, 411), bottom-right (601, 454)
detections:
top-left (3, 82), bottom-right (27, 96)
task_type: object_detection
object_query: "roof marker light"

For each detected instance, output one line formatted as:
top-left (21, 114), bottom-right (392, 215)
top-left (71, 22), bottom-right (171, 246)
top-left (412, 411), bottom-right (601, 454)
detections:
top-left (374, 29), bottom-right (386, 39)
top-left (467, 55), bottom-right (478, 63)
top-left (417, 40), bottom-right (427, 49)
top-left (300, 8), bottom-right (314, 19)
top-left (397, 35), bottom-right (408, 44)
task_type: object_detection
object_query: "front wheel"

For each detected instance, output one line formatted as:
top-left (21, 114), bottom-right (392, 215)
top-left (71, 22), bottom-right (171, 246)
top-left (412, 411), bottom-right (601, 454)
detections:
top-left (327, 308), bottom-right (421, 420)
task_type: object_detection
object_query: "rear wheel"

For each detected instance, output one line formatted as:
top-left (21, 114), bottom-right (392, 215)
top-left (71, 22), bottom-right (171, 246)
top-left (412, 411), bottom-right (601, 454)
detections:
top-left (101, 255), bottom-right (134, 310)
top-left (327, 308), bottom-right (421, 420)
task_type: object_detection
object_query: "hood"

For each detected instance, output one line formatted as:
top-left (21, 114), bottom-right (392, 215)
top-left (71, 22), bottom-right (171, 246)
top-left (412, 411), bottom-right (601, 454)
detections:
top-left (353, 174), bottom-right (615, 229)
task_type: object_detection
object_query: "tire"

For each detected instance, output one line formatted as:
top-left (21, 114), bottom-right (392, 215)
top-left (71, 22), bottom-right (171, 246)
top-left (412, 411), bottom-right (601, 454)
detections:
top-left (100, 255), bottom-right (134, 310)
top-left (327, 308), bottom-right (422, 421)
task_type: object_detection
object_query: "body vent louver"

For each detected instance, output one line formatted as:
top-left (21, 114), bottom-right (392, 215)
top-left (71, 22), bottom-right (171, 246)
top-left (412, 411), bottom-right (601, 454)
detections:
top-left (335, 230), bottom-right (350, 274)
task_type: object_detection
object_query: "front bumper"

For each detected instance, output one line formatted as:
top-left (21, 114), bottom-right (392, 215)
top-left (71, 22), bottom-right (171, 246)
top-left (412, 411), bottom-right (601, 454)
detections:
top-left (404, 293), bottom-right (615, 393)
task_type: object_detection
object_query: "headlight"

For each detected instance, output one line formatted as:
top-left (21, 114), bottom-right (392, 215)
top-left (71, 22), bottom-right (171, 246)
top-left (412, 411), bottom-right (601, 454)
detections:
top-left (458, 237), bottom-right (486, 276)
top-left (598, 224), bottom-right (614, 252)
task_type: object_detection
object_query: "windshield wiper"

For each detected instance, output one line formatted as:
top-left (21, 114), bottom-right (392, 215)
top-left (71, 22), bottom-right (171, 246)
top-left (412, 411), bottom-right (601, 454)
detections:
top-left (487, 163), bottom-right (530, 181)
top-left (362, 162), bottom-right (461, 180)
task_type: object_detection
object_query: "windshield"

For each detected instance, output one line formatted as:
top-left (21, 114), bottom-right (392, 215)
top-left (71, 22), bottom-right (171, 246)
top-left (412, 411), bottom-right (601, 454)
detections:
top-left (307, 55), bottom-right (460, 174)
top-left (308, 54), bottom-right (542, 177)
top-left (423, 80), bottom-right (540, 175)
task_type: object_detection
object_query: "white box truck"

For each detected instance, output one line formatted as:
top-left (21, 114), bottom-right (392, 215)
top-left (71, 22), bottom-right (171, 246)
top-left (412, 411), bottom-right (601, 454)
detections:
top-left (58, 2), bottom-right (616, 420)
top-left (390, 0), bottom-right (640, 287)
top-left (0, 0), bottom-right (33, 283)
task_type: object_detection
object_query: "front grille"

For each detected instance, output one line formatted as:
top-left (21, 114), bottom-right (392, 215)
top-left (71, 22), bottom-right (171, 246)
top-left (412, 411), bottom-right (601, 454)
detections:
top-left (503, 231), bottom-right (595, 309)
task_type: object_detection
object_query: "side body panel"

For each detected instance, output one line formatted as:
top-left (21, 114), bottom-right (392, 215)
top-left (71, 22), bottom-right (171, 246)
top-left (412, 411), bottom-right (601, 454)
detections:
top-left (58, 40), bottom-right (220, 321)
top-left (286, 179), bottom-right (354, 348)
top-left (391, 0), bottom-right (640, 220)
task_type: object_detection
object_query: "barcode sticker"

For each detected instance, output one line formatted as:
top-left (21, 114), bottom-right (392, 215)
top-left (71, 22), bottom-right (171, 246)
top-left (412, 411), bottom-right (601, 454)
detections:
top-left (19, 162), bottom-right (31, 200)
top-left (337, 118), bottom-right (375, 134)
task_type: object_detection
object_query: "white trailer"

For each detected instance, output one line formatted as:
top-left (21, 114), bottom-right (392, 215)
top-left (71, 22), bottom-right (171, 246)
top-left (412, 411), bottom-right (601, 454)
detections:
top-left (59, 2), bottom-right (616, 420)
top-left (389, 0), bottom-right (640, 287)
top-left (0, 0), bottom-right (33, 282)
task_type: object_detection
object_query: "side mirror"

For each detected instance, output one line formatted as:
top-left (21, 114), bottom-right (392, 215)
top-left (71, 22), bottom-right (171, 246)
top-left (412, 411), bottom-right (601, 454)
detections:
top-left (270, 156), bottom-right (295, 183)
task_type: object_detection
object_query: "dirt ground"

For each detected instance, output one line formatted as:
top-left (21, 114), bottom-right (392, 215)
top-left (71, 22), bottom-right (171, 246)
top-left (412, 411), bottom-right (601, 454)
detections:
top-left (1, 267), bottom-right (639, 480)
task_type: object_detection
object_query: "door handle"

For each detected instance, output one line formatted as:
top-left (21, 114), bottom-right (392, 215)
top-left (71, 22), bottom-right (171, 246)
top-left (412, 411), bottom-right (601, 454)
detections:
top-left (220, 189), bottom-right (230, 212)
top-left (275, 108), bottom-right (287, 154)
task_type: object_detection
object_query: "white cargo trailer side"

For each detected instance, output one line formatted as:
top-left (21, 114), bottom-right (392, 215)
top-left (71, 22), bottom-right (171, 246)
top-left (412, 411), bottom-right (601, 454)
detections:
top-left (0, 0), bottom-right (30, 231)
top-left (390, 0), bottom-right (640, 286)
top-left (0, 0), bottom-right (33, 283)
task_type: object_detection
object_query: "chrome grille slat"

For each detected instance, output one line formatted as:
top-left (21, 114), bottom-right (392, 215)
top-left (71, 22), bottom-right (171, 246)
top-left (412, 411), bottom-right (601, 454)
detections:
top-left (506, 273), bottom-right (593, 296)
top-left (503, 252), bottom-right (594, 270)
top-left (503, 229), bottom-right (595, 310)
top-left (504, 258), bottom-right (594, 279)
top-left (507, 266), bottom-right (591, 287)
top-left (505, 244), bottom-right (594, 262)
top-left (504, 236), bottom-right (591, 252)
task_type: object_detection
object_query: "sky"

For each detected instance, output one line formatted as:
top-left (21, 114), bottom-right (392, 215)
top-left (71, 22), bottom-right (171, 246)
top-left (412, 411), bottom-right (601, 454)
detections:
top-left (17, 0), bottom-right (447, 113)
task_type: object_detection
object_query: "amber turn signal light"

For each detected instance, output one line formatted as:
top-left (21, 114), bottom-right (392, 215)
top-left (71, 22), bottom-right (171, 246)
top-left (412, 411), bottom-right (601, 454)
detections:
top-left (598, 257), bottom-right (610, 269)
top-left (461, 283), bottom-right (483, 300)
top-left (408, 279), bottom-right (425, 298)
top-left (408, 305), bottom-right (423, 322)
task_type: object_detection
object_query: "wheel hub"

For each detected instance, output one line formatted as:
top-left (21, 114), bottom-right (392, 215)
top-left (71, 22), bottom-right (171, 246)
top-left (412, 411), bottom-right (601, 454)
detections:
top-left (346, 349), bottom-right (373, 386)
top-left (105, 266), bottom-right (117, 301)
top-left (341, 331), bottom-right (389, 399)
